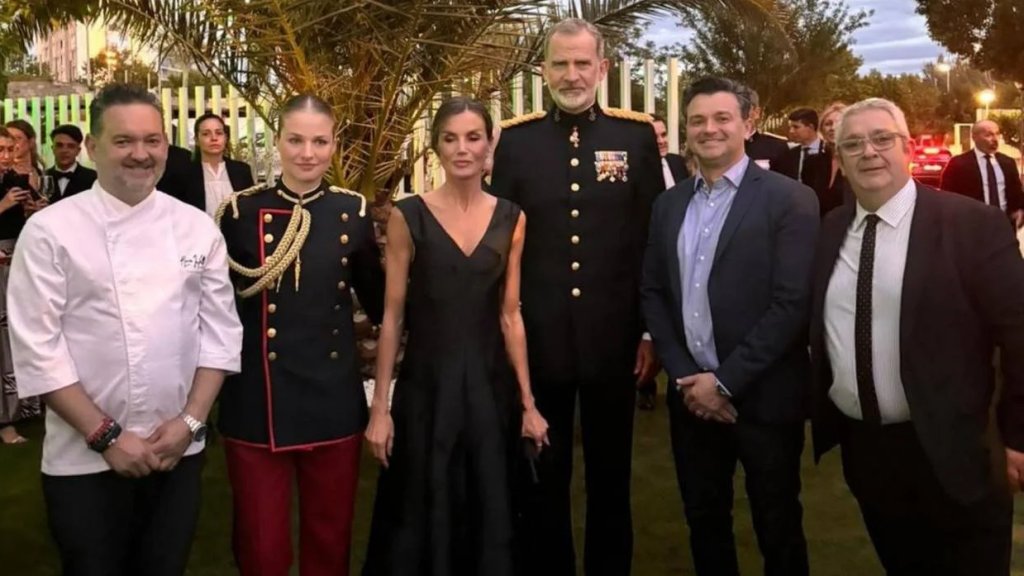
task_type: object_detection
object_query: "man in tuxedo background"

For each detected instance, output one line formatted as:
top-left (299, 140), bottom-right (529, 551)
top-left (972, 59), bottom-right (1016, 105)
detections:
top-left (652, 114), bottom-right (690, 189)
top-left (743, 89), bottom-right (790, 173)
top-left (779, 108), bottom-right (822, 183)
top-left (939, 119), bottom-right (1024, 227)
top-left (637, 114), bottom-right (690, 410)
top-left (811, 98), bottom-right (1024, 576)
top-left (641, 76), bottom-right (818, 576)
top-left (46, 125), bottom-right (96, 201)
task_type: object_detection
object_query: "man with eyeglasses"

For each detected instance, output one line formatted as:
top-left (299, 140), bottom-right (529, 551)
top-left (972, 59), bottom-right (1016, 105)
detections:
top-left (809, 97), bottom-right (1024, 576)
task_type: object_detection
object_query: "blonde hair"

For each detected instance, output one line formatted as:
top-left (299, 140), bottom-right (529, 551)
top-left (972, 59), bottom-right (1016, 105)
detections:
top-left (835, 98), bottom-right (910, 144)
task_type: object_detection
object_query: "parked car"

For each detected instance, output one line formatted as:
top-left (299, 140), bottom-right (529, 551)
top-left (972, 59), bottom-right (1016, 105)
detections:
top-left (910, 137), bottom-right (952, 187)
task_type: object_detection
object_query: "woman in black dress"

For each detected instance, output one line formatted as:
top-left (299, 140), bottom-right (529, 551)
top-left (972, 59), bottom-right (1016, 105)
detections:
top-left (364, 97), bottom-right (549, 576)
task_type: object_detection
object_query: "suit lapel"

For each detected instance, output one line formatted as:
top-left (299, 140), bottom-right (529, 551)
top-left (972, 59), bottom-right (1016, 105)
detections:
top-left (969, 153), bottom-right (985, 201)
top-left (667, 180), bottom-right (694, 307)
top-left (900, 184), bottom-right (938, 349)
top-left (713, 164), bottom-right (761, 264)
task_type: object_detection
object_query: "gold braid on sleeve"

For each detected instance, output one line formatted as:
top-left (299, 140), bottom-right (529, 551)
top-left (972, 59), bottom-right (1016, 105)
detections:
top-left (213, 184), bottom-right (313, 299)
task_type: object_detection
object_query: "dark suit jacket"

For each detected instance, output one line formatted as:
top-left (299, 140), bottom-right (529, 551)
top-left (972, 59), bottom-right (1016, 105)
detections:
top-left (745, 131), bottom-right (790, 174)
top-left (45, 164), bottom-right (96, 201)
top-left (157, 144), bottom-right (195, 203)
top-left (939, 150), bottom-right (1024, 214)
top-left (810, 183), bottom-right (1024, 504)
top-left (641, 162), bottom-right (820, 422)
top-left (179, 157), bottom-right (256, 212)
top-left (664, 153), bottom-right (689, 188)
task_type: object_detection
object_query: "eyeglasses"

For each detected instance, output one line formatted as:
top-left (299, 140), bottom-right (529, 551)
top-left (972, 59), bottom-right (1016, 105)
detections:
top-left (836, 132), bottom-right (906, 156)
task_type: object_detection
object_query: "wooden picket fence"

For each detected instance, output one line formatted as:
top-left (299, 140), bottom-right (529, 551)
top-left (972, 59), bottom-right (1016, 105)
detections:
top-left (4, 58), bottom-right (788, 193)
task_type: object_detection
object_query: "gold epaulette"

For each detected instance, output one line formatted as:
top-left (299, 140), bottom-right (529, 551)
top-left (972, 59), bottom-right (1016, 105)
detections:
top-left (763, 132), bottom-right (787, 141)
top-left (500, 110), bottom-right (546, 130)
top-left (215, 182), bottom-right (271, 222)
top-left (604, 108), bottom-right (654, 123)
top-left (328, 185), bottom-right (367, 218)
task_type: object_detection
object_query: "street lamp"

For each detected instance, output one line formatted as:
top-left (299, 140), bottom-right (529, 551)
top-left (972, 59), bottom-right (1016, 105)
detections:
top-left (935, 62), bottom-right (951, 91)
top-left (977, 89), bottom-right (996, 118)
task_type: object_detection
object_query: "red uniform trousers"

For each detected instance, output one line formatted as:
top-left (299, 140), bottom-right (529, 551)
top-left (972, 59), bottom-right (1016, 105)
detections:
top-left (224, 435), bottom-right (362, 576)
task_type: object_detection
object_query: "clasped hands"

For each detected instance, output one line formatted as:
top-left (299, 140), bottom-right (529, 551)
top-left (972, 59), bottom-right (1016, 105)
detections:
top-left (102, 418), bottom-right (193, 478)
top-left (677, 372), bottom-right (737, 424)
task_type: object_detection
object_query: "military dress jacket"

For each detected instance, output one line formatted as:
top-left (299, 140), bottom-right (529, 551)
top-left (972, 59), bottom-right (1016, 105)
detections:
top-left (216, 180), bottom-right (385, 450)
top-left (490, 103), bottom-right (663, 384)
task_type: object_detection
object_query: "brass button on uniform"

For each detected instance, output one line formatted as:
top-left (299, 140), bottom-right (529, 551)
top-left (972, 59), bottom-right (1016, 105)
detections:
top-left (330, 352), bottom-right (339, 360)
top-left (571, 209), bottom-right (579, 218)
top-left (268, 352), bottom-right (277, 361)
top-left (340, 234), bottom-right (349, 245)
top-left (267, 328), bottom-right (277, 338)
top-left (571, 183), bottom-right (580, 192)
top-left (264, 233), bottom-right (274, 243)
top-left (571, 235), bottom-right (580, 245)
top-left (570, 158), bottom-right (579, 167)
top-left (341, 257), bottom-right (349, 266)
top-left (572, 288), bottom-right (581, 297)
top-left (263, 213), bottom-right (273, 224)
top-left (338, 281), bottom-right (347, 290)
top-left (341, 213), bottom-right (350, 222)
top-left (572, 262), bottom-right (580, 271)
top-left (267, 303), bottom-right (277, 313)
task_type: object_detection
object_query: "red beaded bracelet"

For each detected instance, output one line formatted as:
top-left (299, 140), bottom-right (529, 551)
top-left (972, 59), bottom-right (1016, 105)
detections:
top-left (86, 417), bottom-right (115, 445)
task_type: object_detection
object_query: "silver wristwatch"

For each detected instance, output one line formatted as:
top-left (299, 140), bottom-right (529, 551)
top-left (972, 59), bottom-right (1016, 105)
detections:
top-left (179, 413), bottom-right (209, 443)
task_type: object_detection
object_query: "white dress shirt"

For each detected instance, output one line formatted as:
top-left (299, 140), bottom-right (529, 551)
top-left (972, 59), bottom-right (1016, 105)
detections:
top-left (661, 157), bottom-right (676, 190)
top-left (974, 148), bottom-right (1007, 210)
top-left (54, 162), bottom-right (79, 194)
top-left (203, 161), bottom-right (235, 218)
top-left (8, 183), bottom-right (243, 476)
top-left (824, 177), bottom-right (916, 423)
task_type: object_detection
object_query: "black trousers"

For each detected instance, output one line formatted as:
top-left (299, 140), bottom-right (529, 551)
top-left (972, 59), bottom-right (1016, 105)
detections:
top-left (667, 387), bottom-right (808, 576)
top-left (515, 375), bottom-right (635, 576)
top-left (840, 419), bottom-right (1012, 576)
top-left (41, 452), bottom-right (205, 576)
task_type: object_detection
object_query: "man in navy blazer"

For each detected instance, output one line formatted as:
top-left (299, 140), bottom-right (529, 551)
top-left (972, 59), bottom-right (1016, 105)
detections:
top-left (640, 77), bottom-right (819, 576)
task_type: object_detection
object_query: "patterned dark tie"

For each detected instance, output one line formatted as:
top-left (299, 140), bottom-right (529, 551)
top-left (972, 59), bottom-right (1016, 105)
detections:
top-left (984, 154), bottom-right (1000, 208)
top-left (855, 214), bottom-right (883, 426)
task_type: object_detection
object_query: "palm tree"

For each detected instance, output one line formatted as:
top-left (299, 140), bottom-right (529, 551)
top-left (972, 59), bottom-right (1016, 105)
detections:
top-left (11, 0), bottom-right (779, 202)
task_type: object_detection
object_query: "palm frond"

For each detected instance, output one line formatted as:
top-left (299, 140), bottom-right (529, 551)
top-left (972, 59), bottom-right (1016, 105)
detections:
top-left (563, 0), bottom-right (778, 31)
top-left (15, 0), bottom-right (783, 198)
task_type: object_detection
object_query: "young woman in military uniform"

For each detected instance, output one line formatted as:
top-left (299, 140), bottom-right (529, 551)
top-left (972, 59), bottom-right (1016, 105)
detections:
top-left (215, 94), bottom-right (385, 576)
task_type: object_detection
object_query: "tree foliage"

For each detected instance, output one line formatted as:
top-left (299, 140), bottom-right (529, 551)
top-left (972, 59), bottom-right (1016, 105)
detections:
top-left (674, 0), bottom-right (869, 115)
top-left (13, 0), bottom-right (780, 200)
top-left (915, 0), bottom-right (1024, 85)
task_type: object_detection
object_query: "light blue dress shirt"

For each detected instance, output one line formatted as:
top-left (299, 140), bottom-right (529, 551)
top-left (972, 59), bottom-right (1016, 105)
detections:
top-left (677, 156), bottom-right (749, 391)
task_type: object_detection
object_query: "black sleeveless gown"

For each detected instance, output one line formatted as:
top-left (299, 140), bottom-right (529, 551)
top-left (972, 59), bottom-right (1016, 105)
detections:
top-left (363, 195), bottom-right (521, 576)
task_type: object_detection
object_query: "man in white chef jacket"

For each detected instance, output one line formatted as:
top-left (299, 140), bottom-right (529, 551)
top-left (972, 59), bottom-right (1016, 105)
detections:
top-left (7, 83), bottom-right (243, 576)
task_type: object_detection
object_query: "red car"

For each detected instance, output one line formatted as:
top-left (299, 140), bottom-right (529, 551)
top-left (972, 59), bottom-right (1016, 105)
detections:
top-left (910, 136), bottom-right (951, 186)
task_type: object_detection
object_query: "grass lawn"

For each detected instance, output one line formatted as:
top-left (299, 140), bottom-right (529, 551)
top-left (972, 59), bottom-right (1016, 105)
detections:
top-left (3, 398), bottom-right (1024, 576)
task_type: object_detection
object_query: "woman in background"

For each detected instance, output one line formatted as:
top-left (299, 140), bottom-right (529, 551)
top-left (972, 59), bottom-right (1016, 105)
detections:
top-left (815, 102), bottom-right (850, 217)
top-left (190, 112), bottom-right (255, 216)
top-left (0, 126), bottom-right (39, 444)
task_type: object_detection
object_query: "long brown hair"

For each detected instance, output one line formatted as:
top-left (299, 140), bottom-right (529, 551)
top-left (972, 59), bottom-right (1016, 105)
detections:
top-left (4, 119), bottom-right (42, 174)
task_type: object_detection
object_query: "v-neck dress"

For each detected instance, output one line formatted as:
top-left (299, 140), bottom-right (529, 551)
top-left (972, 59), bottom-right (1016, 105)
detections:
top-left (363, 195), bottom-right (521, 576)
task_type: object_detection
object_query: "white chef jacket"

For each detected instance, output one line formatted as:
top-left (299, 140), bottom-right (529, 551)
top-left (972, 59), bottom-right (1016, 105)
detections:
top-left (8, 183), bottom-right (243, 476)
